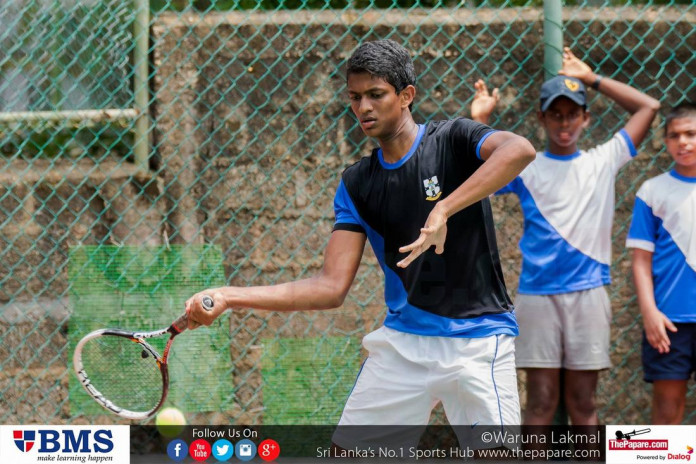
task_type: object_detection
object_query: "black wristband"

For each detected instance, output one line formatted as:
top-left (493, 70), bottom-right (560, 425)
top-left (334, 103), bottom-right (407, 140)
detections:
top-left (591, 75), bottom-right (602, 90)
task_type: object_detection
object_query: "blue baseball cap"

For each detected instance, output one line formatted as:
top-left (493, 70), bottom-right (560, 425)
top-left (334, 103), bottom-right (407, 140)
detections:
top-left (540, 76), bottom-right (587, 112)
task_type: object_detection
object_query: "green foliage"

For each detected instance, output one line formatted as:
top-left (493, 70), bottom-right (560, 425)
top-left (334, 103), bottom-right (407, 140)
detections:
top-left (261, 337), bottom-right (363, 424)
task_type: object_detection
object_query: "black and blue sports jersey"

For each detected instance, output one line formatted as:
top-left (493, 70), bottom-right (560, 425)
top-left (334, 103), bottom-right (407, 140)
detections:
top-left (333, 119), bottom-right (517, 338)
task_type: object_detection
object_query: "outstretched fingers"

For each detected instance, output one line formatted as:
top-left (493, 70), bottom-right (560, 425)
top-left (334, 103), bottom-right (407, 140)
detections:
top-left (474, 79), bottom-right (488, 96)
top-left (397, 234), bottom-right (426, 268)
top-left (474, 79), bottom-right (499, 102)
top-left (562, 46), bottom-right (575, 61)
top-left (396, 227), bottom-right (444, 268)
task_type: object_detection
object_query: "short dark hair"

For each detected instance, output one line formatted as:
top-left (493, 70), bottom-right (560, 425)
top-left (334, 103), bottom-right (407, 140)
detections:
top-left (666, 101), bottom-right (696, 130)
top-left (346, 39), bottom-right (416, 94)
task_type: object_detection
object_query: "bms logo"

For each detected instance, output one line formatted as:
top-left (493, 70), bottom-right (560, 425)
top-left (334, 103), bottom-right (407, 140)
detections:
top-left (13, 430), bottom-right (35, 452)
top-left (11, 429), bottom-right (114, 453)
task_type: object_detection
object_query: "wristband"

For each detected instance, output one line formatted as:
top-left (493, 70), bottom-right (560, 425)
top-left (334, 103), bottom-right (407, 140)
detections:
top-left (591, 75), bottom-right (602, 90)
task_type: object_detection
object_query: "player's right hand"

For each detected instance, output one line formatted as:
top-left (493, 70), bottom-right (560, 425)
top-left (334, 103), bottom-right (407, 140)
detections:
top-left (185, 289), bottom-right (226, 329)
top-left (643, 307), bottom-right (677, 354)
top-left (558, 47), bottom-right (596, 86)
top-left (471, 79), bottom-right (499, 125)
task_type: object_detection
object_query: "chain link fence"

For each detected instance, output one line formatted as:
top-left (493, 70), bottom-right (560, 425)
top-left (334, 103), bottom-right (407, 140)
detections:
top-left (0, 0), bottom-right (694, 427)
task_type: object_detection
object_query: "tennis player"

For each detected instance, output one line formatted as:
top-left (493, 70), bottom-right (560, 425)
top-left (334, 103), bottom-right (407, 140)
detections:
top-left (186, 40), bottom-right (535, 449)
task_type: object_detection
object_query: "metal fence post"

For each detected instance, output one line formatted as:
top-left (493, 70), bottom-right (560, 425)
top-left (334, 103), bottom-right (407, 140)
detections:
top-left (543, 0), bottom-right (563, 80)
top-left (134, 0), bottom-right (150, 171)
top-left (543, 0), bottom-right (569, 426)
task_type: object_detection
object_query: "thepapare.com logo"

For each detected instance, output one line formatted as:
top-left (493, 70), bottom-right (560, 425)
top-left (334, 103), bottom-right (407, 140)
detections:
top-left (1, 425), bottom-right (130, 464)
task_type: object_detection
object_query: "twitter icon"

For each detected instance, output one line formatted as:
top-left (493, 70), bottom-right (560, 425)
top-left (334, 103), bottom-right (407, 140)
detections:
top-left (212, 439), bottom-right (234, 462)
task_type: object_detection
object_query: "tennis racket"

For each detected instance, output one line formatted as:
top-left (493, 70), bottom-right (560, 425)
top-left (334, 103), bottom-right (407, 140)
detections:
top-left (72, 295), bottom-right (214, 420)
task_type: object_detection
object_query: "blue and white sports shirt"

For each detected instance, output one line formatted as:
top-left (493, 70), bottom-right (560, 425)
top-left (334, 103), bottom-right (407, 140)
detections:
top-left (498, 130), bottom-right (636, 294)
top-left (626, 170), bottom-right (696, 322)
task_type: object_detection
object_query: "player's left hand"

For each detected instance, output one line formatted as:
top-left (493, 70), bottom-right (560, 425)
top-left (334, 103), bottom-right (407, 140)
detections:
top-left (397, 203), bottom-right (448, 268)
top-left (558, 47), bottom-right (596, 86)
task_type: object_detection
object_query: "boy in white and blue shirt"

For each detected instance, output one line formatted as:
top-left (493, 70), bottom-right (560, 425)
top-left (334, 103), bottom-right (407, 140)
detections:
top-left (627, 102), bottom-right (696, 424)
top-left (474, 47), bottom-right (660, 426)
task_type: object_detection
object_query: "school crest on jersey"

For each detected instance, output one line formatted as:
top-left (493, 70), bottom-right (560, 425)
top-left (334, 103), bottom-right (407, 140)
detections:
top-left (423, 176), bottom-right (442, 201)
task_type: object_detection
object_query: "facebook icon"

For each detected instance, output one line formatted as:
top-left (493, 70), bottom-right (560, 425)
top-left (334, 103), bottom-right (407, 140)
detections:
top-left (167, 439), bottom-right (188, 462)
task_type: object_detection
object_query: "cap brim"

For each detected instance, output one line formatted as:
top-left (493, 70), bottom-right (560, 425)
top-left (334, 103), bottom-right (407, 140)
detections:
top-left (540, 91), bottom-right (586, 112)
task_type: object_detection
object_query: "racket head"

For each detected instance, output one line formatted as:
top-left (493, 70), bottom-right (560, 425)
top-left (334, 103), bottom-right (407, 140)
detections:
top-left (73, 328), bottom-right (170, 420)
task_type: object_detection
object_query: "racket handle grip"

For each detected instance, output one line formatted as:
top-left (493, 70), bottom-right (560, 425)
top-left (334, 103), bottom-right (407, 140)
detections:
top-left (171, 296), bottom-right (214, 334)
top-left (170, 313), bottom-right (189, 333)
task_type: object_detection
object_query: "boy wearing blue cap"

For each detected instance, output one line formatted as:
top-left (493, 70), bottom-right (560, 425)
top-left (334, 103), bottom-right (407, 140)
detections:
top-left (474, 48), bottom-right (659, 426)
top-left (627, 102), bottom-right (696, 424)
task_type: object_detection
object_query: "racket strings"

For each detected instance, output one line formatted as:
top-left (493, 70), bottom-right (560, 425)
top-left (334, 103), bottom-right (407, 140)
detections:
top-left (79, 335), bottom-right (164, 414)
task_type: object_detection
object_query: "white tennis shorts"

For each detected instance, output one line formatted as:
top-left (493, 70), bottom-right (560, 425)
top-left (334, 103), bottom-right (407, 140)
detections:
top-left (332, 326), bottom-right (520, 450)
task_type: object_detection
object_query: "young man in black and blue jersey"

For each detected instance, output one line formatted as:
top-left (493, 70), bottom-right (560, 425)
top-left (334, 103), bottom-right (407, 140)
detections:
top-left (186, 39), bottom-right (535, 449)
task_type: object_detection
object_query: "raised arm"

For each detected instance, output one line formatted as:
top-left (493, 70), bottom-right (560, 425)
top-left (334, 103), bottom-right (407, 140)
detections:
top-left (558, 47), bottom-right (660, 146)
top-left (186, 230), bottom-right (366, 328)
top-left (471, 79), bottom-right (500, 125)
top-left (397, 131), bottom-right (535, 268)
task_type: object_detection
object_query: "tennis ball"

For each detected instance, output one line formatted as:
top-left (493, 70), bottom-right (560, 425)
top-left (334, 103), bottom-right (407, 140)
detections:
top-left (156, 407), bottom-right (186, 438)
